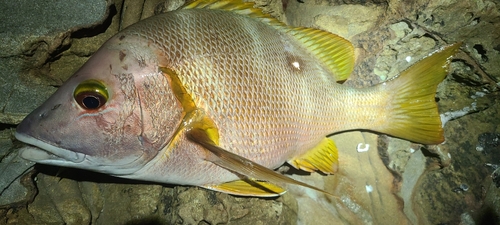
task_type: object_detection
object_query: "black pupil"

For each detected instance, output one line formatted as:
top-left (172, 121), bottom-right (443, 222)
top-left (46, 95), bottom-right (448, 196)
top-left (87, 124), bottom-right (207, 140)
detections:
top-left (82, 96), bottom-right (101, 109)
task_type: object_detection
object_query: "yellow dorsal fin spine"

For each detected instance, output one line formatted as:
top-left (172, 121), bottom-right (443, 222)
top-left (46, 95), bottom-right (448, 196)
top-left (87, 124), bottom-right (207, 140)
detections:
top-left (182, 0), bottom-right (285, 27)
top-left (182, 0), bottom-right (356, 81)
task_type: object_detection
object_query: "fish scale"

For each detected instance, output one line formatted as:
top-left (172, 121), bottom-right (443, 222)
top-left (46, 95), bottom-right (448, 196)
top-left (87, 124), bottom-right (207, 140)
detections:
top-left (15, 0), bottom-right (460, 196)
top-left (124, 11), bottom-right (334, 160)
top-left (130, 7), bottom-right (358, 168)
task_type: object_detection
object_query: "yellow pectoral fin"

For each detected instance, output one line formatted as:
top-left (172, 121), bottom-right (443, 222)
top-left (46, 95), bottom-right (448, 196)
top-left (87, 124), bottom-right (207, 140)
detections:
top-left (162, 65), bottom-right (334, 196)
top-left (160, 65), bottom-right (291, 196)
top-left (289, 138), bottom-right (339, 174)
top-left (203, 180), bottom-right (286, 197)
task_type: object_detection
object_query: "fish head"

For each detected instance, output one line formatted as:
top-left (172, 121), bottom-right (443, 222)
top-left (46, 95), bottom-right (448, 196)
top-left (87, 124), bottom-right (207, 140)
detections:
top-left (15, 37), bottom-right (180, 175)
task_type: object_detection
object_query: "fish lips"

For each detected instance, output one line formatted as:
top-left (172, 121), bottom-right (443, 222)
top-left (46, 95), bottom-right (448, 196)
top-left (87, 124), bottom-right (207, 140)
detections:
top-left (15, 131), bottom-right (86, 164)
top-left (14, 104), bottom-right (84, 164)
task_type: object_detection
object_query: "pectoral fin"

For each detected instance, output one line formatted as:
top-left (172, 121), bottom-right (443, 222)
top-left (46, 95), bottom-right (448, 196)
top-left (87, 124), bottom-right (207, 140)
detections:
top-left (161, 66), bottom-right (334, 197)
top-left (187, 127), bottom-right (334, 197)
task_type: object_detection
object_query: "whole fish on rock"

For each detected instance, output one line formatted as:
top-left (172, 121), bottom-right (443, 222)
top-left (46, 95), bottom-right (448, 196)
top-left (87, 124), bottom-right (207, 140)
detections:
top-left (15, 0), bottom-right (460, 196)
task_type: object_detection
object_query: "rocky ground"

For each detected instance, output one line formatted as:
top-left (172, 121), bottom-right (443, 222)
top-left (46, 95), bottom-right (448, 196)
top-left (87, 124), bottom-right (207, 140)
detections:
top-left (1, 0), bottom-right (499, 224)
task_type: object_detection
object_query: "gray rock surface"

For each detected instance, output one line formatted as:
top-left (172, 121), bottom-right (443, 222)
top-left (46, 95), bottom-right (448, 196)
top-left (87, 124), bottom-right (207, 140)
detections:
top-left (0, 129), bottom-right (35, 207)
top-left (0, 0), bottom-right (108, 124)
top-left (5, 169), bottom-right (297, 224)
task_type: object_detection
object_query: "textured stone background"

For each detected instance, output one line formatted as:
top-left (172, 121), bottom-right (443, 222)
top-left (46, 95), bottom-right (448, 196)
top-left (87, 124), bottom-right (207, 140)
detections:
top-left (0, 0), bottom-right (499, 224)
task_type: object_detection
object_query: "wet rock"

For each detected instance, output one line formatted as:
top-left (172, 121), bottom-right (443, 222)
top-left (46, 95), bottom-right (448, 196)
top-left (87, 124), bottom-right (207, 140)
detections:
top-left (23, 173), bottom-right (89, 224)
top-left (491, 168), bottom-right (500, 188)
top-left (3, 168), bottom-right (297, 224)
top-left (165, 187), bottom-right (297, 224)
top-left (155, 0), bottom-right (187, 15)
top-left (412, 102), bottom-right (500, 224)
top-left (0, 129), bottom-right (35, 210)
top-left (476, 173), bottom-right (500, 224)
top-left (286, 132), bottom-right (410, 224)
top-left (399, 146), bottom-right (426, 224)
top-left (477, 132), bottom-right (500, 154)
top-left (0, 0), bottom-right (108, 124)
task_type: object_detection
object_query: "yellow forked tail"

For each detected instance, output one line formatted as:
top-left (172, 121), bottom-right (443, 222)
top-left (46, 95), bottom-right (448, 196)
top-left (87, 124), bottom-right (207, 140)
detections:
top-left (379, 43), bottom-right (461, 145)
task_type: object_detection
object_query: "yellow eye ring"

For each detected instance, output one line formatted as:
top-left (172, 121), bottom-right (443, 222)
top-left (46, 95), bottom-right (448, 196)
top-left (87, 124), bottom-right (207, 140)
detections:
top-left (73, 79), bottom-right (109, 110)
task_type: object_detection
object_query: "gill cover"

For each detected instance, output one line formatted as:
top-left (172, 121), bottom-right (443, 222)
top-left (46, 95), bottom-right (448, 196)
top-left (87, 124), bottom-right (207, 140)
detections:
top-left (14, 42), bottom-right (177, 175)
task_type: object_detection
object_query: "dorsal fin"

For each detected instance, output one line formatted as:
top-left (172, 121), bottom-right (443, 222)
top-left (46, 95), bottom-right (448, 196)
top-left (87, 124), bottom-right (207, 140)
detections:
top-left (182, 0), bottom-right (355, 81)
top-left (288, 27), bottom-right (355, 81)
top-left (182, 0), bottom-right (284, 27)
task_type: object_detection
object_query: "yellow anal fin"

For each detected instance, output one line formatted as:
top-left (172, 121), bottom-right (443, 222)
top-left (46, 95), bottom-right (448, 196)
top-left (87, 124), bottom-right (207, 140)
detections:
top-left (380, 42), bottom-right (462, 145)
top-left (289, 138), bottom-right (339, 174)
top-left (203, 180), bottom-right (286, 197)
top-left (288, 27), bottom-right (355, 82)
top-left (187, 128), bottom-right (334, 197)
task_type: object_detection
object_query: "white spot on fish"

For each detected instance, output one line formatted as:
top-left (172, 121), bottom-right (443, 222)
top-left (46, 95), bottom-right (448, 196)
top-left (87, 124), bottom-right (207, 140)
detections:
top-left (410, 148), bottom-right (415, 153)
top-left (356, 143), bottom-right (369, 152)
top-left (292, 61), bottom-right (301, 70)
top-left (405, 56), bottom-right (412, 62)
top-left (447, 152), bottom-right (451, 159)
top-left (365, 185), bottom-right (373, 193)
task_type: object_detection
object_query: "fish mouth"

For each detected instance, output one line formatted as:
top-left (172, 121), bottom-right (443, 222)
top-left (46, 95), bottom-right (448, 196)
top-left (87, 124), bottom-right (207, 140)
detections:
top-left (15, 132), bottom-right (85, 164)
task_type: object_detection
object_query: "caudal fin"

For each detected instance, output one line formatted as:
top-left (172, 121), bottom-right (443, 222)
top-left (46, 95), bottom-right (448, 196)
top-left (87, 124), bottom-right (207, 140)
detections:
top-left (380, 43), bottom-right (461, 145)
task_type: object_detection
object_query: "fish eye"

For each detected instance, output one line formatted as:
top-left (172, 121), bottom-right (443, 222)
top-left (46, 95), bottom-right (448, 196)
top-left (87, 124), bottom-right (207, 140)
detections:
top-left (73, 80), bottom-right (109, 110)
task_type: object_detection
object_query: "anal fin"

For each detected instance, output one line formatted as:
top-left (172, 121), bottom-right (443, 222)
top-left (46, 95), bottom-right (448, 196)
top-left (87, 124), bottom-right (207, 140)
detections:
top-left (289, 138), bottom-right (339, 174)
top-left (204, 180), bottom-right (286, 197)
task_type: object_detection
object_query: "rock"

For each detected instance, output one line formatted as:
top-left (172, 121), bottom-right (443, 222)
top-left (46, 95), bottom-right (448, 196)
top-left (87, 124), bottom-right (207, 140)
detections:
top-left (0, 129), bottom-right (36, 210)
top-left (165, 187), bottom-right (297, 224)
top-left (3, 167), bottom-right (297, 224)
top-left (0, 0), bottom-right (108, 124)
top-left (287, 132), bottom-right (410, 225)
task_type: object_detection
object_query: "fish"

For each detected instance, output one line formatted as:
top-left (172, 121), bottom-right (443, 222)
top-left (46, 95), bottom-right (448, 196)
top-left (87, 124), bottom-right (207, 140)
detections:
top-left (15, 0), bottom-right (461, 197)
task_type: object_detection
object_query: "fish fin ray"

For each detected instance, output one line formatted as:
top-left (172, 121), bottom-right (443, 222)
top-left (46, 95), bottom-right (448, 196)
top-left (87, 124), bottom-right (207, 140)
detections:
top-left (289, 138), bottom-right (339, 174)
top-left (160, 67), bottom-right (197, 113)
top-left (183, 0), bottom-right (355, 82)
top-left (162, 58), bottom-right (334, 196)
top-left (187, 127), bottom-right (334, 196)
top-left (203, 180), bottom-right (286, 197)
top-left (182, 0), bottom-right (284, 27)
top-left (379, 42), bottom-right (462, 145)
top-left (288, 27), bottom-right (355, 81)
